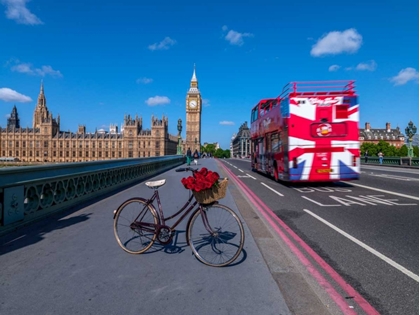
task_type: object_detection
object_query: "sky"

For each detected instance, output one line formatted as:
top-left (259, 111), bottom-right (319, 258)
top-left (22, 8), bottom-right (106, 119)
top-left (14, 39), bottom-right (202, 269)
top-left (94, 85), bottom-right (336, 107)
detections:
top-left (0, 0), bottom-right (418, 150)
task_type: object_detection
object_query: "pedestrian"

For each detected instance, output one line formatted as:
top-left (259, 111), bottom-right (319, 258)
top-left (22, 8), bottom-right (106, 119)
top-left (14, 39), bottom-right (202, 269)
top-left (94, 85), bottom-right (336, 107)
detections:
top-left (193, 149), bottom-right (199, 159)
top-left (378, 151), bottom-right (383, 165)
top-left (186, 147), bottom-right (192, 165)
top-left (364, 150), bottom-right (369, 163)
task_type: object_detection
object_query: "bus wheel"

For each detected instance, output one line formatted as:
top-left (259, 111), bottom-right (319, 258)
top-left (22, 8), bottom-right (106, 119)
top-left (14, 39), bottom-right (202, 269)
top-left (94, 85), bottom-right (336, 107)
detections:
top-left (273, 163), bottom-right (279, 181)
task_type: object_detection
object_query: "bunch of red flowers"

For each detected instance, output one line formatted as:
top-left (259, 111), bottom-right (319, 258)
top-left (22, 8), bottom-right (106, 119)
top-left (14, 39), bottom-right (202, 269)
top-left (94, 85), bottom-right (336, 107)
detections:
top-left (181, 167), bottom-right (220, 192)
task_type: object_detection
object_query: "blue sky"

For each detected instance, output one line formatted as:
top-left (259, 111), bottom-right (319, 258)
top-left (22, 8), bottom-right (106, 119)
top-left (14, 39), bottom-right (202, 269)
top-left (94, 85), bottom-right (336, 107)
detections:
top-left (0, 0), bottom-right (418, 150)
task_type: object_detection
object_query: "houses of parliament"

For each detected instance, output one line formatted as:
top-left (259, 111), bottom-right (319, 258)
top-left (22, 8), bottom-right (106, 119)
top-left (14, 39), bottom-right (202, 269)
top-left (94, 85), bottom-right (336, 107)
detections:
top-left (0, 67), bottom-right (203, 163)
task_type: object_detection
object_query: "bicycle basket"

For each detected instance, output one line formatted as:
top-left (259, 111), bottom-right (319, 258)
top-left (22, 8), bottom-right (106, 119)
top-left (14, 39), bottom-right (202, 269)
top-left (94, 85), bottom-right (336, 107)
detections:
top-left (192, 178), bottom-right (228, 204)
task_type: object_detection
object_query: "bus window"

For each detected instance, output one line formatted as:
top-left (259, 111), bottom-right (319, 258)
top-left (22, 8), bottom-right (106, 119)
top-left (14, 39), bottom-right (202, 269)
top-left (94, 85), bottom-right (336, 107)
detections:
top-left (271, 133), bottom-right (280, 153)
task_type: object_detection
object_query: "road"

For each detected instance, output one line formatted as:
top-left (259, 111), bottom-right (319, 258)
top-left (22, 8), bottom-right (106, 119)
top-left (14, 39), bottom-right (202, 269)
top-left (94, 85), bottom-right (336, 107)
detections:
top-left (220, 159), bottom-right (419, 315)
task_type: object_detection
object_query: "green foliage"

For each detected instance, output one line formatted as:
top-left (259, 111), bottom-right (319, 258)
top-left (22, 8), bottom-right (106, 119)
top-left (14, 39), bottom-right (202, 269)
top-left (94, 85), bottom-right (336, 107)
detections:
top-left (360, 142), bottom-right (418, 157)
top-left (399, 145), bottom-right (408, 157)
top-left (202, 144), bottom-right (216, 155)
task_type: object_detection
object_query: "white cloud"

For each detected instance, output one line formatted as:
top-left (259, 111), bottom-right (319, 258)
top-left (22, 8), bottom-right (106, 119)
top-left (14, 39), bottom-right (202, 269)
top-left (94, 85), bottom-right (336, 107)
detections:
top-left (136, 77), bottom-right (153, 84)
top-left (202, 98), bottom-right (210, 106)
top-left (148, 37), bottom-right (176, 51)
top-left (356, 60), bottom-right (377, 71)
top-left (11, 61), bottom-right (62, 77)
top-left (390, 67), bottom-right (419, 86)
top-left (219, 121), bottom-right (234, 125)
top-left (1, 0), bottom-right (43, 25)
top-left (222, 26), bottom-right (253, 46)
top-left (311, 28), bottom-right (362, 57)
top-left (0, 87), bottom-right (32, 102)
top-left (329, 65), bottom-right (340, 72)
top-left (145, 96), bottom-right (170, 106)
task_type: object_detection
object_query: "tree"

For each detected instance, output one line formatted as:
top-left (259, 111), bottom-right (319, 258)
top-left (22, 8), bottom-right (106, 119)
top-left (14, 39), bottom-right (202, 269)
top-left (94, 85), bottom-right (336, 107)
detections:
top-left (202, 144), bottom-right (216, 156)
top-left (398, 145), bottom-right (408, 157)
top-left (214, 148), bottom-right (225, 158)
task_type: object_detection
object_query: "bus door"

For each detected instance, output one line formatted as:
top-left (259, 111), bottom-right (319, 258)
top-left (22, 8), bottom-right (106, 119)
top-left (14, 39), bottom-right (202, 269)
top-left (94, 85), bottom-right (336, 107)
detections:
top-left (270, 132), bottom-right (282, 178)
top-left (259, 138), bottom-right (265, 171)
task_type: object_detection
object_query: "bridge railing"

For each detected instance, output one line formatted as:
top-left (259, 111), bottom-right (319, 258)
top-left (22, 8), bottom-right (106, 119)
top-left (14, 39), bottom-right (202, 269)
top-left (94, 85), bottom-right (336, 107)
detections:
top-left (362, 156), bottom-right (419, 167)
top-left (0, 156), bottom-right (185, 236)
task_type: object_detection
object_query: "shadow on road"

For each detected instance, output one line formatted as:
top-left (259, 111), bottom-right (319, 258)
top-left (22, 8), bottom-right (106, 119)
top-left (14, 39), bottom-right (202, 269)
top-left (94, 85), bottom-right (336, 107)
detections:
top-left (0, 212), bottom-right (92, 256)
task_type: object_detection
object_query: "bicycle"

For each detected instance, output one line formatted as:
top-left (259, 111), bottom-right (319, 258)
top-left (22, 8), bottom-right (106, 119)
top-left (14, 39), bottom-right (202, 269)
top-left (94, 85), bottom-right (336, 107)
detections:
top-left (113, 167), bottom-right (245, 267)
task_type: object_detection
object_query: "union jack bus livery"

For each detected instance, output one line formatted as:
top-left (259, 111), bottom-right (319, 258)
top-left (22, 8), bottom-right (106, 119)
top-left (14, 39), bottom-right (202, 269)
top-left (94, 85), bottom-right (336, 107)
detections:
top-left (250, 81), bottom-right (360, 182)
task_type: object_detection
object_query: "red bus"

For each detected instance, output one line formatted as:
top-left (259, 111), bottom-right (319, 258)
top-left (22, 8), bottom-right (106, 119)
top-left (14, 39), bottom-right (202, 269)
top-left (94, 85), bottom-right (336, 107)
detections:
top-left (250, 81), bottom-right (360, 182)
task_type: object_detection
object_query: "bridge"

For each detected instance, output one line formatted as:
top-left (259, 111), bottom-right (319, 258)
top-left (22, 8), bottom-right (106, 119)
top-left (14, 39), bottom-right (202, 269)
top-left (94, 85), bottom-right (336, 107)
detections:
top-left (0, 157), bottom-right (418, 315)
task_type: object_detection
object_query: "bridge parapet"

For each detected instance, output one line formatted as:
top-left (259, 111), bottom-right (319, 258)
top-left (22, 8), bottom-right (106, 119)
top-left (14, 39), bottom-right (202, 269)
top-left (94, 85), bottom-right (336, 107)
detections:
top-left (363, 156), bottom-right (419, 167)
top-left (0, 156), bottom-right (185, 235)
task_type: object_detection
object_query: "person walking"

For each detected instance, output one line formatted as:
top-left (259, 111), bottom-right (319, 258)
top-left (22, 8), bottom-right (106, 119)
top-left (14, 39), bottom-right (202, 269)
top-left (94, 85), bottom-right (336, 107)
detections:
top-left (378, 151), bottom-right (383, 165)
top-left (186, 147), bottom-right (192, 166)
top-left (364, 150), bottom-right (369, 163)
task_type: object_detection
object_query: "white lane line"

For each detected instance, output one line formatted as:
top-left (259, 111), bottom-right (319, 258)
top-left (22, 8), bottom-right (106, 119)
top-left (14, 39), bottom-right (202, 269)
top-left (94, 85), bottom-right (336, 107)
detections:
top-left (261, 182), bottom-right (284, 197)
top-left (374, 174), bottom-right (418, 181)
top-left (233, 166), bottom-right (238, 169)
top-left (347, 182), bottom-right (419, 200)
top-left (246, 173), bottom-right (256, 180)
top-left (238, 169), bottom-right (244, 173)
top-left (304, 209), bottom-right (419, 282)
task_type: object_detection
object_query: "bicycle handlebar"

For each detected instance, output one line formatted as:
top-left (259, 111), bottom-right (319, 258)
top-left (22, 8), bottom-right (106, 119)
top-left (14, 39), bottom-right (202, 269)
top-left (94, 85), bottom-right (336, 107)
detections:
top-left (175, 167), bottom-right (198, 173)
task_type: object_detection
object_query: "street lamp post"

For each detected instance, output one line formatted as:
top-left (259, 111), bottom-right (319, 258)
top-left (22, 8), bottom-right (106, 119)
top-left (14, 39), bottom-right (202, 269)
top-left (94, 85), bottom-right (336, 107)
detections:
top-left (405, 121), bottom-right (417, 158)
top-left (176, 119), bottom-right (183, 155)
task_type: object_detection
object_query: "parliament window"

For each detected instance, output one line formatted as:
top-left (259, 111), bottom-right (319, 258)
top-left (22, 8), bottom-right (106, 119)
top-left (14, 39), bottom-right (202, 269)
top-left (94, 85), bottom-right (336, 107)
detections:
top-left (16, 141), bottom-right (19, 148)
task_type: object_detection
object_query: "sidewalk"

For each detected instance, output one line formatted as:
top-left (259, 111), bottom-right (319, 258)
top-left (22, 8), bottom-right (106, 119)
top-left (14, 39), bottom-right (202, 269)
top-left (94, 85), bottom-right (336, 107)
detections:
top-left (0, 158), bottom-right (292, 315)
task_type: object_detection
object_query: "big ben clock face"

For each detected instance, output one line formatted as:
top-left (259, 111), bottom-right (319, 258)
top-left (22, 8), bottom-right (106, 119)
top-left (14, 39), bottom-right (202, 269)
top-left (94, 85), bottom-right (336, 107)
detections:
top-left (189, 100), bottom-right (197, 108)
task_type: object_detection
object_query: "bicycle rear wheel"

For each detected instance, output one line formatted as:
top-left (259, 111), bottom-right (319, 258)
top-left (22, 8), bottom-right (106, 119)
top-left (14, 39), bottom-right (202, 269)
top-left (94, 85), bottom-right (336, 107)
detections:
top-left (114, 198), bottom-right (158, 254)
top-left (187, 203), bottom-right (245, 267)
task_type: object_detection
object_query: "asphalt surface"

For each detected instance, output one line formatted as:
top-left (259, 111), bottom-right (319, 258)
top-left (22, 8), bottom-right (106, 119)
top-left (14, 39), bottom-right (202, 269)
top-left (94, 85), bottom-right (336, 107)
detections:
top-left (1, 158), bottom-right (417, 315)
top-left (0, 158), bottom-right (291, 315)
top-left (220, 158), bottom-right (418, 315)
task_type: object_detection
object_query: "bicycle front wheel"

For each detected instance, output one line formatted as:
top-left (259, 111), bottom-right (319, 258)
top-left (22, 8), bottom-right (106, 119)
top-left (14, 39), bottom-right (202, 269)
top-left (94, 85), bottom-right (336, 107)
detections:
top-left (114, 198), bottom-right (158, 254)
top-left (187, 204), bottom-right (245, 267)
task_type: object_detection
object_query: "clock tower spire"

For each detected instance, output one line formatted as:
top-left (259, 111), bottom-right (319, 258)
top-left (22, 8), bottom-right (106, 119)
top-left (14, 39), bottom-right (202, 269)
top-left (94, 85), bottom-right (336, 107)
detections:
top-left (185, 64), bottom-right (202, 153)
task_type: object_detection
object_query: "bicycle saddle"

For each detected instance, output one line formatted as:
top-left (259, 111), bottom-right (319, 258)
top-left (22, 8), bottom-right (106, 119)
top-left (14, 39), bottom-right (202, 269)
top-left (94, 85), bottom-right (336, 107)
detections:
top-left (145, 179), bottom-right (166, 188)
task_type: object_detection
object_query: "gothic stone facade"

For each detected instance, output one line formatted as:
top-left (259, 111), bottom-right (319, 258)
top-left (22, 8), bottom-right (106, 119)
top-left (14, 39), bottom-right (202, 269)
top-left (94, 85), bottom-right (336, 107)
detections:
top-left (0, 83), bottom-right (178, 162)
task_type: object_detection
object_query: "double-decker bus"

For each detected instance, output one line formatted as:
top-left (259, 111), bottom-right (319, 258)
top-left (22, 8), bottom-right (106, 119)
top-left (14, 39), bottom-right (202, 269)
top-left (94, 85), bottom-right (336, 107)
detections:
top-left (250, 81), bottom-right (360, 182)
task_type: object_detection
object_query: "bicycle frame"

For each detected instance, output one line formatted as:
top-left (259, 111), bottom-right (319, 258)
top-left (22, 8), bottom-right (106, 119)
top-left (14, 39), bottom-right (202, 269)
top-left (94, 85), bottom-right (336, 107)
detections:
top-left (140, 188), bottom-right (209, 233)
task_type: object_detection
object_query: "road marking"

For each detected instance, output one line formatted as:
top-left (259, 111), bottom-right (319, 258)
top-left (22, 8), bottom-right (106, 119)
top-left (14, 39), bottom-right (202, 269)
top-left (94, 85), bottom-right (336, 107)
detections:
top-left (233, 166), bottom-right (238, 169)
top-left (261, 182), bottom-right (284, 196)
top-left (347, 182), bottom-right (419, 200)
top-left (373, 174), bottom-right (418, 181)
top-left (239, 169), bottom-right (244, 173)
top-left (246, 173), bottom-right (256, 179)
top-left (304, 209), bottom-right (419, 283)
top-left (302, 196), bottom-right (339, 206)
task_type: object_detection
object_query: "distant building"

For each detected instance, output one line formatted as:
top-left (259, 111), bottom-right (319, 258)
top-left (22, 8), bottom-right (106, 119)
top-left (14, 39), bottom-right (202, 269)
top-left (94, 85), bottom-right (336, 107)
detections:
top-left (359, 122), bottom-right (405, 147)
top-left (0, 82), bottom-right (178, 162)
top-left (231, 122), bottom-right (251, 158)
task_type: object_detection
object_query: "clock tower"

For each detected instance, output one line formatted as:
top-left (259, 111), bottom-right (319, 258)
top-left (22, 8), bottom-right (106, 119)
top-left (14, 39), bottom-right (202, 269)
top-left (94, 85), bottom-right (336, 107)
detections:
top-left (185, 64), bottom-right (202, 153)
